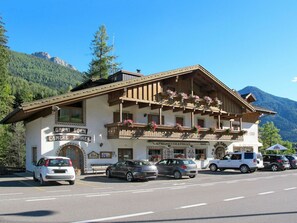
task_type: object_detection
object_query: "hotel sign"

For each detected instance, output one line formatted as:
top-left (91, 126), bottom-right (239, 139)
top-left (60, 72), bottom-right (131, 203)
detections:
top-left (54, 127), bottom-right (88, 134)
top-left (46, 135), bottom-right (91, 143)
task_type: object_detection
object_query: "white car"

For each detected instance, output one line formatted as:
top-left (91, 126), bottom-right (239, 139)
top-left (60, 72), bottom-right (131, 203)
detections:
top-left (33, 156), bottom-right (75, 185)
top-left (209, 152), bottom-right (258, 173)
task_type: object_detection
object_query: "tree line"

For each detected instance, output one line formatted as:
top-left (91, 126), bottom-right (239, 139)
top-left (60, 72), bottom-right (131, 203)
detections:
top-left (0, 18), bottom-right (121, 169)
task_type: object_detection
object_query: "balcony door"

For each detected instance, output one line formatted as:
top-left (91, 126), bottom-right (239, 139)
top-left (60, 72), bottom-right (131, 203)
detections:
top-left (118, 148), bottom-right (133, 161)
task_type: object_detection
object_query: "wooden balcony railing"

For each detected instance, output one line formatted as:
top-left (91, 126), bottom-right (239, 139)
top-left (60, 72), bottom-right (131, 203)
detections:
top-left (104, 123), bottom-right (245, 141)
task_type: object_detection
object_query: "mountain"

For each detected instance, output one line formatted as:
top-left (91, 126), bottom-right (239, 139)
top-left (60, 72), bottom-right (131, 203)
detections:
top-left (9, 51), bottom-right (84, 92)
top-left (239, 86), bottom-right (297, 142)
top-left (32, 52), bottom-right (77, 71)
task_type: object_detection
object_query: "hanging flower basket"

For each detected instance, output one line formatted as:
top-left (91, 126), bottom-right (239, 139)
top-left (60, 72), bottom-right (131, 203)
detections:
top-left (177, 92), bottom-right (188, 104)
top-left (146, 121), bottom-right (158, 132)
top-left (188, 94), bottom-right (200, 104)
top-left (204, 96), bottom-right (213, 106)
top-left (214, 97), bottom-right (222, 108)
top-left (192, 125), bottom-right (201, 134)
top-left (175, 123), bottom-right (183, 131)
top-left (123, 119), bottom-right (134, 127)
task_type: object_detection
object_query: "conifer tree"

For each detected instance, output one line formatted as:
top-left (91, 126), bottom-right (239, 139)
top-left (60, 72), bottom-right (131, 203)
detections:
top-left (88, 25), bottom-right (120, 79)
top-left (0, 16), bottom-right (12, 118)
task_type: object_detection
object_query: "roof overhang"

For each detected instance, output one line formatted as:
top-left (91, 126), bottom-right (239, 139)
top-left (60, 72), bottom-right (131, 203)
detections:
top-left (1, 65), bottom-right (256, 124)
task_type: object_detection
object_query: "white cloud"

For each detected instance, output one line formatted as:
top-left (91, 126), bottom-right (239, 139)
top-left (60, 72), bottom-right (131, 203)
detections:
top-left (292, 77), bottom-right (297, 82)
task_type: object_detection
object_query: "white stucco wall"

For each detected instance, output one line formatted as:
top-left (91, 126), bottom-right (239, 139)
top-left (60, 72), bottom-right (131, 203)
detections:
top-left (24, 92), bottom-right (261, 172)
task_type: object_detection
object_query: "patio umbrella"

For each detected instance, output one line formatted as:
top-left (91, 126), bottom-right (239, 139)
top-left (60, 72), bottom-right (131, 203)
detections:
top-left (266, 144), bottom-right (288, 151)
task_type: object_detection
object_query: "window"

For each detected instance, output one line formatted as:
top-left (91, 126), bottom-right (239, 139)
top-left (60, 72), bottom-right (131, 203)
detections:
top-left (197, 119), bottom-right (205, 127)
top-left (32, 147), bottom-right (37, 164)
top-left (244, 153), bottom-right (254, 159)
top-left (195, 149), bottom-right (206, 160)
top-left (58, 102), bottom-right (84, 124)
top-left (175, 117), bottom-right (184, 126)
top-left (148, 149), bottom-right (162, 162)
top-left (148, 114), bottom-right (164, 125)
top-left (231, 154), bottom-right (242, 160)
top-left (113, 112), bottom-right (133, 123)
top-left (174, 149), bottom-right (185, 158)
top-left (232, 123), bottom-right (240, 130)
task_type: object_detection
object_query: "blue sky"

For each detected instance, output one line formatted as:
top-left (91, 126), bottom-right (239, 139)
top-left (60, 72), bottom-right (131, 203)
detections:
top-left (2, 0), bottom-right (297, 101)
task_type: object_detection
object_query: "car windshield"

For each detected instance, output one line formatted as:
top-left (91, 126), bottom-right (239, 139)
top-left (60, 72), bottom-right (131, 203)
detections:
top-left (48, 159), bottom-right (70, 167)
top-left (132, 161), bottom-right (151, 166)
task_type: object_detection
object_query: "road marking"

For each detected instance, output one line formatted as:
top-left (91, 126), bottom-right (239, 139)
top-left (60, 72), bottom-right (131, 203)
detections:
top-left (258, 191), bottom-right (275, 195)
top-left (47, 190), bottom-right (71, 193)
top-left (284, 187), bottom-right (297, 191)
top-left (176, 203), bottom-right (207, 209)
top-left (86, 194), bottom-right (110, 197)
top-left (132, 190), bottom-right (154, 194)
top-left (73, 211), bottom-right (154, 223)
top-left (26, 198), bottom-right (57, 202)
top-left (224, 196), bottom-right (245, 202)
top-left (0, 193), bottom-right (23, 196)
top-left (169, 186), bottom-right (188, 190)
top-left (226, 180), bottom-right (239, 184)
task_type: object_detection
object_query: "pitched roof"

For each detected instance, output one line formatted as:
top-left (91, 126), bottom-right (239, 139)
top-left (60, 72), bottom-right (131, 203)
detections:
top-left (1, 64), bottom-right (256, 124)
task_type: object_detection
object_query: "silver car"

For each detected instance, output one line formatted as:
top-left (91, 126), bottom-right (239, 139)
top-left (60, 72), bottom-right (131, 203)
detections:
top-left (155, 158), bottom-right (198, 179)
top-left (106, 160), bottom-right (158, 182)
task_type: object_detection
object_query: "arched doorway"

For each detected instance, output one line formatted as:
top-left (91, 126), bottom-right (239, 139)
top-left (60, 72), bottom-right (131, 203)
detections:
top-left (214, 147), bottom-right (225, 159)
top-left (59, 144), bottom-right (84, 175)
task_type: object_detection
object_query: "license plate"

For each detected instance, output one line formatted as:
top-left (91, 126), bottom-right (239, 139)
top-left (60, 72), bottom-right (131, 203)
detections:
top-left (54, 169), bottom-right (66, 173)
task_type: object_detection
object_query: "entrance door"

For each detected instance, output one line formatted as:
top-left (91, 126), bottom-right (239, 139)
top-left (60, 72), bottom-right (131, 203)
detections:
top-left (59, 145), bottom-right (84, 174)
top-left (118, 148), bottom-right (133, 161)
top-left (215, 147), bottom-right (225, 159)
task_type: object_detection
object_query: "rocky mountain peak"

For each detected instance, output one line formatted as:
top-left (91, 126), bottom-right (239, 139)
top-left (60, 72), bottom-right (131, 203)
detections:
top-left (31, 52), bottom-right (77, 71)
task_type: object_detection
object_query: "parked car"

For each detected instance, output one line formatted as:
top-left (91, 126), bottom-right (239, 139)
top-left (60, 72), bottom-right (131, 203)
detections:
top-left (106, 160), bottom-right (158, 182)
top-left (262, 154), bottom-right (290, 171)
top-left (257, 153), bottom-right (264, 169)
top-left (208, 152), bottom-right (258, 173)
top-left (285, 155), bottom-right (297, 169)
top-left (155, 158), bottom-right (198, 179)
top-left (33, 156), bottom-right (76, 185)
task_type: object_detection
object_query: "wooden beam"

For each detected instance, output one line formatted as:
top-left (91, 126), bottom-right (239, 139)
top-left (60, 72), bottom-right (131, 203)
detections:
top-left (123, 101), bottom-right (137, 108)
top-left (151, 104), bottom-right (162, 110)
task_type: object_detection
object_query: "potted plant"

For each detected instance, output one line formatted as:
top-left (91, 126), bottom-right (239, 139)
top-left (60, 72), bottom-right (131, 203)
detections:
top-left (175, 123), bottom-right (183, 131)
top-left (204, 96), bottom-right (213, 106)
top-left (123, 119), bottom-right (133, 127)
top-left (147, 121), bottom-right (158, 132)
top-left (214, 97), bottom-right (222, 108)
top-left (192, 125), bottom-right (201, 134)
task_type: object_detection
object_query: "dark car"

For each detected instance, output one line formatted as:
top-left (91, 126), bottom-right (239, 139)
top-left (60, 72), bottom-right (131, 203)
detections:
top-left (285, 155), bottom-right (297, 169)
top-left (106, 160), bottom-right (158, 182)
top-left (262, 154), bottom-right (290, 171)
top-left (155, 158), bottom-right (198, 179)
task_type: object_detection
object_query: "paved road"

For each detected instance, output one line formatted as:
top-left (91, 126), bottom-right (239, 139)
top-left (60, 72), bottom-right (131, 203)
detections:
top-left (0, 170), bottom-right (297, 223)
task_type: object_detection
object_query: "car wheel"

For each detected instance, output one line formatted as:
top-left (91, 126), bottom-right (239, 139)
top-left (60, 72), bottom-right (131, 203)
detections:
top-left (271, 164), bottom-right (278, 171)
top-left (209, 164), bottom-right (218, 172)
top-left (126, 172), bottom-right (134, 182)
top-left (106, 169), bottom-right (113, 178)
top-left (173, 171), bottom-right (182, 179)
top-left (189, 175), bottom-right (196, 178)
top-left (69, 180), bottom-right (75, 185)
top-left (40, 175), bottom-right (46, 186)
top-left (240, 165), bottom-right (250, 173)
top-left (33, 172), bottom-right (38, 182)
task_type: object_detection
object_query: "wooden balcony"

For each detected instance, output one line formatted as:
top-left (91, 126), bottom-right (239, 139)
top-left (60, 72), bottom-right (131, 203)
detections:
top-left (104, 123), bottom-right (245, 142)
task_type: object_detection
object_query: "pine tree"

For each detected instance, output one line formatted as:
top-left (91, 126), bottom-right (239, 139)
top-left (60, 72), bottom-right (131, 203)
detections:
top-left (88, 25), bottom-right (120, 79)
top-left (0, 16), bottom-right (13, 118)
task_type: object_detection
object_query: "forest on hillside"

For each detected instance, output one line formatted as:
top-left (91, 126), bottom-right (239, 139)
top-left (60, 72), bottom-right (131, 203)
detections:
top-left (9, 51), bottom-right (84, 95)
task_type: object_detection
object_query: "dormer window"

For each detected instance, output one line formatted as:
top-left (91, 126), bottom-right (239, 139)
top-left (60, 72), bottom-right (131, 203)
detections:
top-left (57, 101), bottom-right (84, 124)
